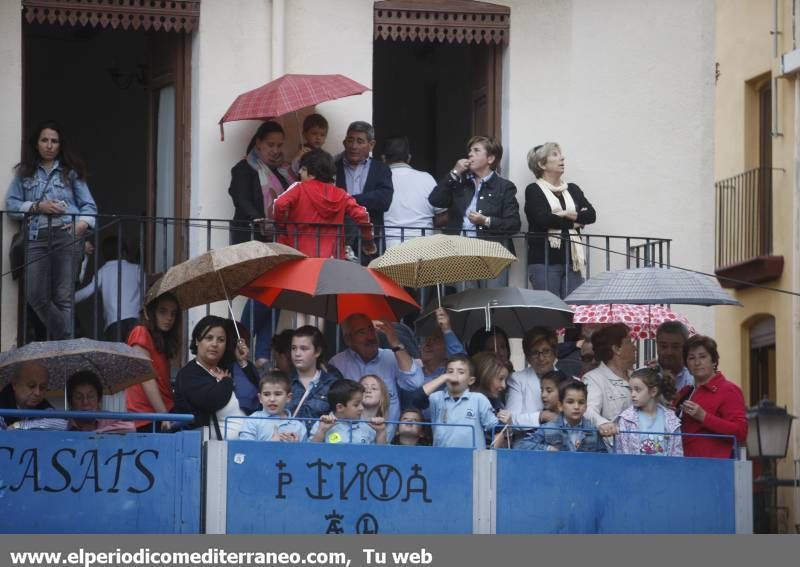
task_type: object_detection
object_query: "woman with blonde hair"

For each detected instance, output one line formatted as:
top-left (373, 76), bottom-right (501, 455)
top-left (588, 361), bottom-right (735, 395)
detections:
top-left (524, 142), bottom-right (596, 298)
top-left (360, 374), bottom-right (393, 440)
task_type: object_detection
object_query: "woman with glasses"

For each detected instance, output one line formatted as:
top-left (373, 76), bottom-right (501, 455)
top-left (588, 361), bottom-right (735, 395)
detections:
top-left (67, 371), bottom-right (134, 433)
top-left (506, 327), bottom-right (560, 429)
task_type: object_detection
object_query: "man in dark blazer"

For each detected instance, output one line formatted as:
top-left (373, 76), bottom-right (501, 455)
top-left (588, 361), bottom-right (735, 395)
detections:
top-left (335, 121), bottom-right (393, 260)
top-left (428, 136), bottom-right (521, 286)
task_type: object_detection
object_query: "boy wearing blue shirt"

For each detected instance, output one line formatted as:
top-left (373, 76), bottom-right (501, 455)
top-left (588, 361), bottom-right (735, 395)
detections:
top-left (239, 371), bottom-right (307, 442)
top-left (311, 379), bottom-right (387, 444)
top-left (517, 379), bottom-right (607, 452)
top-left (412, 354), bottom-right (510, 448)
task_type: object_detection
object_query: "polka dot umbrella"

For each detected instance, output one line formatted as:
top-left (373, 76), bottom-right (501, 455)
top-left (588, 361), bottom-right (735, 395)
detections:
top-left (570, 304), bottom-right (696, 340)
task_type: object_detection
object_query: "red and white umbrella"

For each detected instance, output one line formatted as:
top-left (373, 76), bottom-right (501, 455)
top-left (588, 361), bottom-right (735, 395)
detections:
top-left (218, 73), bottom-right (370, 140)
top-left (570, 304), bottom-right (696, 340)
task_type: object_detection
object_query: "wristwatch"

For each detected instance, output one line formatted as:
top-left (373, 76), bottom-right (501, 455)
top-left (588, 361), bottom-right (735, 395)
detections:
top-left (391, 344), bottom-right (406, 353)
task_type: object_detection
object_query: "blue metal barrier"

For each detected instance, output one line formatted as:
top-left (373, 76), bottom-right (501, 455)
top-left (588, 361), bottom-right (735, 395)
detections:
top-left (0, 411), bottom-right (201, 534)
top-left (223, 440), bottom-right (474, 534)
top-left (495, 450), bottom-right (737, 533)
top-left (224, 415), bottom-right (475, 447)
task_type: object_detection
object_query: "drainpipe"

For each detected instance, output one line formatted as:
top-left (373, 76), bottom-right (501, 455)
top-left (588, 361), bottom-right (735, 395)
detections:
top-left (272, 0), bottom-right (285, 79)
top-left (773, 0), bottom-right (784, 136)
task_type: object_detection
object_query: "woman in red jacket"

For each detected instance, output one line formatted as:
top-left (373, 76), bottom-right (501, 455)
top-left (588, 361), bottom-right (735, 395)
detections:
top-left (274, 149), bottom-right (376, 258)
top-left (676, 335), bottom-right (747, 458)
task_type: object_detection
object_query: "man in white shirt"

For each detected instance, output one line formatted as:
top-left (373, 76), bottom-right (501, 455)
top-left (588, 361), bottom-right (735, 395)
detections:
top-left (382, 136), bottom-right (444, 250)
top-left (75, 236), bottom-right (143, 341)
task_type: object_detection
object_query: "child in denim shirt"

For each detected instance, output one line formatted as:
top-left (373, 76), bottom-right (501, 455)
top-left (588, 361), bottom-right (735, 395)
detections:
top-left (517, 379), bottom-right (607, 452)
top-left (310, 379), bottom-right (387, 444)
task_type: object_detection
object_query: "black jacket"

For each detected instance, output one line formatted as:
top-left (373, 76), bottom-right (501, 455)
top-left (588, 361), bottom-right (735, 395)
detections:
top-left (334, 158), bottom-right (393, 229)
top-left (173, 359), bottom-right (258, 430)
top-left (428, 171), bottom-right (521, 254)
top-left (524, 182), bottom-right (596, 265)
top-left (0, 383), bottom-right (53, 426)
top-left (228, 159), bottom-right (265, 245)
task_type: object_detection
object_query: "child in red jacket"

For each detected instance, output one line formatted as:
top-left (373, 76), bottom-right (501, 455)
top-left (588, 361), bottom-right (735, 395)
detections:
top-left (274, 149), bottom-right (376, 259)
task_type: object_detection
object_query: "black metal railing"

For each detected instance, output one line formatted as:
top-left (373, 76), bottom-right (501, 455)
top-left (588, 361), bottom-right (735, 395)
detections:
top-left (0, 211), bottom-right (670, 353)
top-left (715, 167), bottom-right (774, 269)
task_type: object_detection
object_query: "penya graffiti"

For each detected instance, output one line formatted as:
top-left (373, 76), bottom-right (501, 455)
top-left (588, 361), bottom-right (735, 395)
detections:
top-left (274, 458), bottom-right (432, 503)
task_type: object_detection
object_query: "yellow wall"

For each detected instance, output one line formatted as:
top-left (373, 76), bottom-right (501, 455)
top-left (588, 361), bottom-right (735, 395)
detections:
top-left (715, 0), bottom-right (799, 531)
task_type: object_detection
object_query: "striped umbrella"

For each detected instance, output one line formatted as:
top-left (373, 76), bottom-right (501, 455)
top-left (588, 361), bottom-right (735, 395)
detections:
top-left (218, 74), bottom-right (370, 140)
top-left (238, 257), bottom-right (419, 323)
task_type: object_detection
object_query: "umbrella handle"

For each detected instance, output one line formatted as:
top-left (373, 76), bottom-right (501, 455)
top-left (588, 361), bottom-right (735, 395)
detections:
top-left (216, 271), bottom-right (242, 341)
top-left (437, 283), bottom-right (442, 308)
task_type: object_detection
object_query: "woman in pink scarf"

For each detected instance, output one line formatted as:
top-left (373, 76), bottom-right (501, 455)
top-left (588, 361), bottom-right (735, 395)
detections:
top-left (228, 121), bottom-right (297, 367)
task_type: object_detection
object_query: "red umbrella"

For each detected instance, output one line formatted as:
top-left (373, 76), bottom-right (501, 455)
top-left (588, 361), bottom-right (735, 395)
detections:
top-left (218, 74), bottom-right (370, 140)
top-left (570, 304), bottom-right (697, 340)
top-left (237, 258), bottom-right (419, 323)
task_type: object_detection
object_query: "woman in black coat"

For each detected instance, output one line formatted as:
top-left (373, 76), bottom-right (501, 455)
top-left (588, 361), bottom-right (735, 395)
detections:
top-left (228, 121), bottom-right (296, 366)
top-left (524, 143), bottom-right (596, 298)
top-left (173, 316), bottom-right (257, 439)
top-left (428, 136), bottom-right (520, 286)
top-left (228, 121), bottom-right (296, 245)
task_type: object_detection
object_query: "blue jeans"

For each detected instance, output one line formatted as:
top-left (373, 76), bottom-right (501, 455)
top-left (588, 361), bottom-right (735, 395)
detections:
top-left (25, 228), bottom-right (83, 340)
top-left (528, 263), bottom-right (584, 299)
top-left (242, 299), bottom-right (276, 360)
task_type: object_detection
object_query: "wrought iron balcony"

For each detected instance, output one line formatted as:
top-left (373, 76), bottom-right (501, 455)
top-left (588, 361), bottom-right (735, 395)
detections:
top-left (715, 167), bottom-right (783, 288)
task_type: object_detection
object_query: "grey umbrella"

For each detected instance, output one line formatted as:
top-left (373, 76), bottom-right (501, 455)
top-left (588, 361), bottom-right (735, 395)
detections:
top-left (0, 338), bottom-right (156, 394)
top-left (564, 267), bottom-right (742, 306)
top-left (415, 287), bottom-right (574, 339)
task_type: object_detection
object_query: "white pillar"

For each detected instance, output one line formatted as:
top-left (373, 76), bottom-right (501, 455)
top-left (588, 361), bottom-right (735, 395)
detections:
top-left (271, 0), bottom-right (285, 78)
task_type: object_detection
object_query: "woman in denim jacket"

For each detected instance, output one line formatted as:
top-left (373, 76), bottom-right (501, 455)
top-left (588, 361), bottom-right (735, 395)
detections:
top-left (5, 121), bottom-right (97, 339)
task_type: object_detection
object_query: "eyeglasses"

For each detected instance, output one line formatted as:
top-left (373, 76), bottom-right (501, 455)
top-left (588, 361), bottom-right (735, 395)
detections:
top-left (530, 349), bottom-right (554, 358)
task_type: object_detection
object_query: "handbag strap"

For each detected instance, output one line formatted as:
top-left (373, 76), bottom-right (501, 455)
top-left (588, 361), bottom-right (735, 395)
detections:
top-left (211, 413), bottom-right (223, 440)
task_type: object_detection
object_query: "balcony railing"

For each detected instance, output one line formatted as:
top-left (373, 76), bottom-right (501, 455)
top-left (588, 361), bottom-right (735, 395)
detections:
top-left (715, 167), bottom-right (773, 266)
top-left (714, 168), bottom-right (783, 287)
top-left (0, 212), bottom-right (670, 350)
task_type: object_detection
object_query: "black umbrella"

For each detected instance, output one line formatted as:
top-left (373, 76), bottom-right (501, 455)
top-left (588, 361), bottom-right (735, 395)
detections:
top-left (415, 287), bottom-right (574, 339)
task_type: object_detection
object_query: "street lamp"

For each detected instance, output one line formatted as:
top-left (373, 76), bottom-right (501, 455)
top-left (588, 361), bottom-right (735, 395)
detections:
top-left (747, 400), bottom-right (795, 459)
top-left (746, 399), bottom-right (797, 533)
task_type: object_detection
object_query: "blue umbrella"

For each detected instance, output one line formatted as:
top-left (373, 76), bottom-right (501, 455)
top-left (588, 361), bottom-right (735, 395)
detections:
top-left (0, 338), bottom-right (156, 394)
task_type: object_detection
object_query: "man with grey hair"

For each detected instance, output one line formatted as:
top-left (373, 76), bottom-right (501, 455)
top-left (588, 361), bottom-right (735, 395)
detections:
top-left (0, 361), bottom-right (67, 430)
top-left (653, 321), bottom-right (694, 391)
top-left (328, 313), bottom-right (424, 425)
top-left (335, 121), bottom-right (393, 261)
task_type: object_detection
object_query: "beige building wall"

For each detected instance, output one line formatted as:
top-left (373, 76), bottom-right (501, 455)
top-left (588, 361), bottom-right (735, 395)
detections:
top-left (714, 0), bottom-right (798, 531)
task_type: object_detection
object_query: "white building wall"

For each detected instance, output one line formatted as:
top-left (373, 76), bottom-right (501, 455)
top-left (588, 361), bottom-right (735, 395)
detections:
top-left (501, 0), bottom-right (716, 334)
top-left (0, 3), bottom-right (22, 350)
top-left (0, 0), bottom-right (715, 349)
top-left (188, 0), bottom-right (375, 334)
